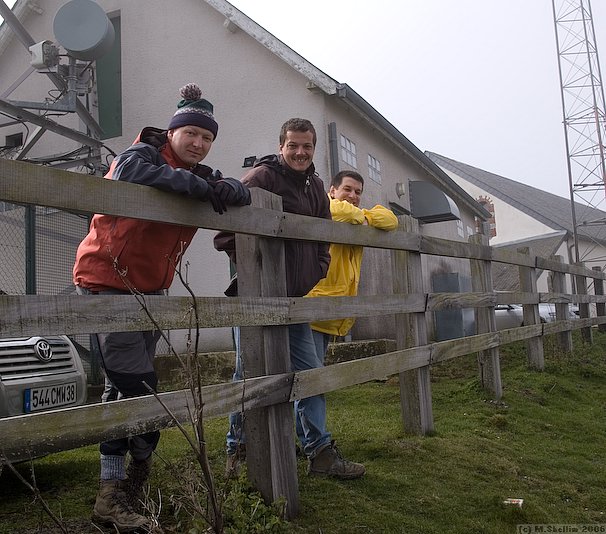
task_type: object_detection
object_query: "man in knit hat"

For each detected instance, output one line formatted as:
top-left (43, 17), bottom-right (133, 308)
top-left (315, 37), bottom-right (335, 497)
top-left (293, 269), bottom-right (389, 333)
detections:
top-left (74, 83), bottom-right (250, 533)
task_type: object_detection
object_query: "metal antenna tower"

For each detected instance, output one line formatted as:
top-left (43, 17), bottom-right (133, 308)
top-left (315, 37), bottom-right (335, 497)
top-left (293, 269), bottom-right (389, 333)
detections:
top-left (552, 0), bottom-right (606, 263)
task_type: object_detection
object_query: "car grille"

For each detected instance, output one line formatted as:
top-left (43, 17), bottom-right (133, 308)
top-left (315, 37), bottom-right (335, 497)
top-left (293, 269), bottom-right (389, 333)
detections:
top-left (0, 337), bottom-right (77, 380)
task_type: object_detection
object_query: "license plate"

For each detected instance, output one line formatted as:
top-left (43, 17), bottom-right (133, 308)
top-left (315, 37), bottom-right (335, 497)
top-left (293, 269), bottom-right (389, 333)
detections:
top-left (24, 382), bottom-right (77, 413)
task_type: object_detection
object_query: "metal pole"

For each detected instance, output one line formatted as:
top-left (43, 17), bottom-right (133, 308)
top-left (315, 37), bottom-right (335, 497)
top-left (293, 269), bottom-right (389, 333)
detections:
top-left (25, 206), bottom-right (36, 295)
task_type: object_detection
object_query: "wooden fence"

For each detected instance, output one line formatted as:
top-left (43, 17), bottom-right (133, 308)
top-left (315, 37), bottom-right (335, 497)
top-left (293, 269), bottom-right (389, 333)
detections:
top-left (1, 158), bottom-right (605, 518)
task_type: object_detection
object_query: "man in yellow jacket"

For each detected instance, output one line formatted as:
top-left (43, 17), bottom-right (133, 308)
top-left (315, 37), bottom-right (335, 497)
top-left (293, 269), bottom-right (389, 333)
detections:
top-left (307, 170), bottom-right (399, 360)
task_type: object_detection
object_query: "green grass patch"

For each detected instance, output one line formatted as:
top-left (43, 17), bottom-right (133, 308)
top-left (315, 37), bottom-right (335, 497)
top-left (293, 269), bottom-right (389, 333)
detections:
top-left (1, 332), bottom-right (606, 532)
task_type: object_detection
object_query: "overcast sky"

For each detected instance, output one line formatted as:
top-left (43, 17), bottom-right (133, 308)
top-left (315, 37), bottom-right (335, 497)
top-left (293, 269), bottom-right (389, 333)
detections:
top-left (229, 0), bottom-right (606, 204)
top-left (2, 1), bottom-right (605, 203)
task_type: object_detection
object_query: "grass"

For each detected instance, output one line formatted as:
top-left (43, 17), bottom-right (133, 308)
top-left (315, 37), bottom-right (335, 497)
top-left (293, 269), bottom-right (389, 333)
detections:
top-left (1, 332), bottom-right (606, 533)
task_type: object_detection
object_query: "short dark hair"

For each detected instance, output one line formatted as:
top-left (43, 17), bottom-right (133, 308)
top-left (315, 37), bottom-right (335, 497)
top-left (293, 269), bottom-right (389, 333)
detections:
top-left (331, 170), bottom-right (364, 189)
top-left (279, 118), bottom-right (317, 146)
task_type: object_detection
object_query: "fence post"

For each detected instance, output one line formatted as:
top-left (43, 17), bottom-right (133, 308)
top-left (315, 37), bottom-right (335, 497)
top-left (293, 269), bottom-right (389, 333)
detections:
top-left (517, 246), bottom-right (544, 370)
top-left (391, 215), bottom-right (433, 435)
top-left (469, 233), bottom-right (502, 399)
top-left (550, 255), bottom-right (573, 352)
top-left (592, 266), bottom-right (606, 333)
top-left (575, 263), bottom-right (592, 344)
top-left (234, 188), bottom-right (298, 517)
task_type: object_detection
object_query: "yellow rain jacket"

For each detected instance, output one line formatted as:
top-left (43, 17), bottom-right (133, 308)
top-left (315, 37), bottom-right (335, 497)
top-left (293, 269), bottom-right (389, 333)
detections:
top-left (308, 197), bottom-right (398, 336)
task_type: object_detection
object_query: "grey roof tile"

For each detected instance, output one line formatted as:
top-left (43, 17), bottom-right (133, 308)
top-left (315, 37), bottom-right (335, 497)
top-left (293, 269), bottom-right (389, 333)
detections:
top-left (425, 152), bottom-right (606, 246)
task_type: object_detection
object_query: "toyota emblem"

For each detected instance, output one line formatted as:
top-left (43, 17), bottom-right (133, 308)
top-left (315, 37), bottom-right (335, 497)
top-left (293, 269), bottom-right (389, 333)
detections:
top-left (34, 339), bottom-right (53, 362)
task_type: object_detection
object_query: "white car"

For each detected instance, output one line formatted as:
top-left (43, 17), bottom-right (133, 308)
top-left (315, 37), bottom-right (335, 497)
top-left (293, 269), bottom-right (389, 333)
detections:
top-left (494, 303), bottom-right (578, 331)
top-left (0, 335), bottom-right (87, 418)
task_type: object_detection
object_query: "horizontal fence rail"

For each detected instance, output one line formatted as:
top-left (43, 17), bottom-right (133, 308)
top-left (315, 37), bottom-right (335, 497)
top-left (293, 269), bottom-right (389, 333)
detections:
top-left (1, 312), bottom-right (601, 463)
top-left (2, 292), bottom-right (606, 337)
top-left (1, 158), bottom-right (605, 276)
top-left (2, 157), bottom-right (605, 516)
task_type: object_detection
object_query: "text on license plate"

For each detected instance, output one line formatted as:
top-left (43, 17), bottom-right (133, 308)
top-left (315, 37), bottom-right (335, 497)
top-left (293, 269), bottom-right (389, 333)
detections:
top-left (24, 382), bottom-right (77, 413)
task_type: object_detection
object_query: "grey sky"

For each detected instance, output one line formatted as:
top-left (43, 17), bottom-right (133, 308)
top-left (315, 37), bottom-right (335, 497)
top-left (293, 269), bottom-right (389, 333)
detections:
top-left (2, 1), bottom-right (604, 202)
top-left (229, 0), bottom-right (606, 202)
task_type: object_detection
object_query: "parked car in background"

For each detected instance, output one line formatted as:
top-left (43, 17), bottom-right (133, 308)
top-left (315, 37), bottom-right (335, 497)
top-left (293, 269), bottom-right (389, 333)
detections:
top-left (539, 303), bottom-right (580, 322)
top-left (494, 303), bottom-right (579, 331)
top-left (0, 335), bottom-right (87, 418)
top-left (494, 304), bottom-right (525, 330)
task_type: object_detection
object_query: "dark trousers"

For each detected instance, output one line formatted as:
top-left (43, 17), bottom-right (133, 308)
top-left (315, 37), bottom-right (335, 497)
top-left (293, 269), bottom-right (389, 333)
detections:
top-left (77, 286), bottom-right (162, 460)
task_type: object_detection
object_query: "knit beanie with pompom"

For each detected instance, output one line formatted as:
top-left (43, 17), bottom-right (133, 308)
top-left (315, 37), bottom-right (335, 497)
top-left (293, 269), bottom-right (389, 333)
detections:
top-left (168, 83), bottom-right (218, 139)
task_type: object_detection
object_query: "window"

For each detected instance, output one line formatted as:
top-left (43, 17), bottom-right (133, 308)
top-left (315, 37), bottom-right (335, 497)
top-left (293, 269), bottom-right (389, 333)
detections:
top-left (456, 219), bottom-right (465, 237)
top-left (340, 134), bottom-right (357, 168)
top-left (96, 15), bottom-right (122, 139)
top-left (368, 154), bottom-right (382, 184)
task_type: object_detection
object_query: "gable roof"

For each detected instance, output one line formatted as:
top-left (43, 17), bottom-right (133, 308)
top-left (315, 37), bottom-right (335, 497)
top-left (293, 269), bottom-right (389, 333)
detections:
top-left (425, 151), bottom-right (606, 246)
top-left (1, 0), bottom-right (489, 219)
top-left (202, 0), bottom-right (489, 219)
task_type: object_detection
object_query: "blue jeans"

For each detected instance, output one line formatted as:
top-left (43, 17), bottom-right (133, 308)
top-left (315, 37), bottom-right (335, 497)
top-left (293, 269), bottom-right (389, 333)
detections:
top-left (227, 323), bottom-right (332, 458)
top-left (311, 330), bottom-right (330, 365)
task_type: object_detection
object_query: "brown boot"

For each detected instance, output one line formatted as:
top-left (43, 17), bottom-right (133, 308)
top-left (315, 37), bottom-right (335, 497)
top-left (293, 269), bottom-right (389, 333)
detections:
top-left (93, 479), bottom-right (152, 532)
top-left (308, 441), bottom-right (365, 480)
top-left (122, 456), bottom-right (153, 512)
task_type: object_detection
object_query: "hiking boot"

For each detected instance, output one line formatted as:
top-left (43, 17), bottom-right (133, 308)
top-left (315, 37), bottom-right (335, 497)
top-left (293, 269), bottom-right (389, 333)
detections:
top-left (93, 479), bottom-right (152, 533)
top-left (308, 441), bottom-right (365, 480)
top-left (122, 456), bottom-right (153, 512)
top-left (225, 443), bottom-right (246, 478)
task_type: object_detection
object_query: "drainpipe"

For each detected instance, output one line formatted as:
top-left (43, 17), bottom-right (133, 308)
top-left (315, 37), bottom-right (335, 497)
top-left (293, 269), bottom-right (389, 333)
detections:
top-left (327, 122), bottom-right (339, 178)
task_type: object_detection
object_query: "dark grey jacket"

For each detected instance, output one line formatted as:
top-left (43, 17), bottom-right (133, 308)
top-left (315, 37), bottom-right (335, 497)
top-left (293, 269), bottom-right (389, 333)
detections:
top-left (214, 155), bottom-right (331, 297)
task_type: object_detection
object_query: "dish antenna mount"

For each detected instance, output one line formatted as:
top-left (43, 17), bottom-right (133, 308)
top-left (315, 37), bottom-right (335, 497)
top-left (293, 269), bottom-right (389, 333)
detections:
top-left (9, 0), bottom-right (115, 114)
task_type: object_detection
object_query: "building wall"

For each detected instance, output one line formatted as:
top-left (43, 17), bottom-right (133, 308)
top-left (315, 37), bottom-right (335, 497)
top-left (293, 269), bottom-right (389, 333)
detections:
top-left (435, 166), bottom-right (606, 299)
top-left (1, 0), bottom-right (486, 349)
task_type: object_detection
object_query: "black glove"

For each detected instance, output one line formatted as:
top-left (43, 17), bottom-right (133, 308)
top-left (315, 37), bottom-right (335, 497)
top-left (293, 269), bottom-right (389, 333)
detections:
top-left (213, 180), bottom-right (240, 205)
top-left (205, 184), bottom-right (226, 214)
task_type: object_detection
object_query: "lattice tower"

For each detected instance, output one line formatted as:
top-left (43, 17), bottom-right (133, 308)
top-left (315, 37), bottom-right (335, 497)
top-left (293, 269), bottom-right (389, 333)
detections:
top-left (552, 0), bottom-right (606, 263)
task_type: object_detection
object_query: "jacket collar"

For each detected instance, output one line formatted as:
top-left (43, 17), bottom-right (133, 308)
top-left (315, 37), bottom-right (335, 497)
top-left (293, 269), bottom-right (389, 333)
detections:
top-left (254, 154), bottom-right (316, 180)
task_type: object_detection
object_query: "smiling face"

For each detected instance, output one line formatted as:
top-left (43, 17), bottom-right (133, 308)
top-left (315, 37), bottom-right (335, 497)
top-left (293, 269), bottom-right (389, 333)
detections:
top-left (279, 130), bottom-right (315, 173)
top-left (330, 175), bottom-right (364, 207)
top-left (167, 125), bottom-right (214, 167)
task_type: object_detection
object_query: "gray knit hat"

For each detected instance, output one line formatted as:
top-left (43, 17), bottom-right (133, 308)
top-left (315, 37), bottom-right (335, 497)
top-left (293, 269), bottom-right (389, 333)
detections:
top-left (168, 83), bottom-right (218, 139)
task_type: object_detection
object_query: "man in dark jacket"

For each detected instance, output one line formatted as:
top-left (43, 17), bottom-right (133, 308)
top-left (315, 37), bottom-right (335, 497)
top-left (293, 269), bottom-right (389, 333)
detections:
top-left (214, 118), bottom-right (365, 480)
top-left (74, 83), bottom-right (250, 533)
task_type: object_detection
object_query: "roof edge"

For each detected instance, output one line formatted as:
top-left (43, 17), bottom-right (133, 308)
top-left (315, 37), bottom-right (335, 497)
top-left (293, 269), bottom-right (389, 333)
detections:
top-left (427, 151), bottom-right (606, 249)
top-left (202, 0), bottom-right (338, 95)
top-left (0, 0), bottom-right (33, 57)
top-left (332, 84), bottom-right (490, 219)
top-left (493, 230), bottom-right (569, 249)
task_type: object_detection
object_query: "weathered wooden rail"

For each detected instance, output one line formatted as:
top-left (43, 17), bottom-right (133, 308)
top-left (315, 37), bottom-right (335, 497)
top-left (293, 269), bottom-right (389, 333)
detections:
top-left (1, 158), bottom-right (604, 518)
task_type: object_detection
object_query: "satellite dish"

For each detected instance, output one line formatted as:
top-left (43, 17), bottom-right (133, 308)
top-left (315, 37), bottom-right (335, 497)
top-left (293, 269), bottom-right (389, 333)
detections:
top-left (53, 0), bottom-right (115, 60)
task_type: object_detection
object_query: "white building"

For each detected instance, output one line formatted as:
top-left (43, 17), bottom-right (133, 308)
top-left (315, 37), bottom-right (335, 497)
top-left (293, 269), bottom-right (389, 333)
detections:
top-left (0, 0), bottom-right (489, 350)
top-left (427, 151), bottom-right (606, 294)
